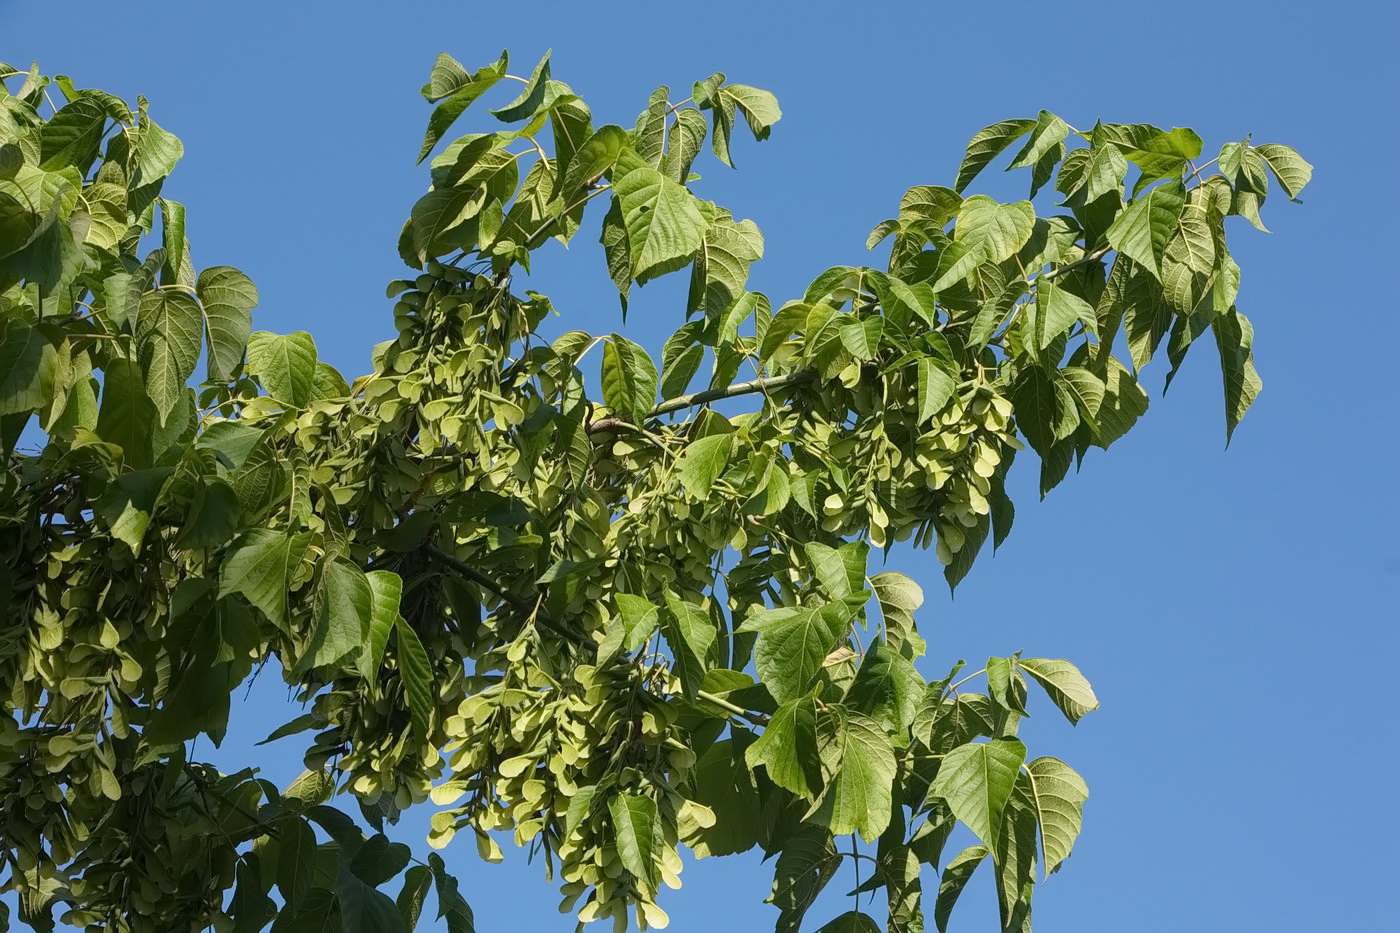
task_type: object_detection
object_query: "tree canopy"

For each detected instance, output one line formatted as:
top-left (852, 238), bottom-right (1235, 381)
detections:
top-left (0, 50), bottom-right (1310, 933)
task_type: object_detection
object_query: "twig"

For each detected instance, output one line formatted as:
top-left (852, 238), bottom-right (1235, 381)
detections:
top-left (587, 370), bottom-right (814, 434)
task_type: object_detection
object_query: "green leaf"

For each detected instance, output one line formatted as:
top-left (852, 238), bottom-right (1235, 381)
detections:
top-left (681, 738), bottom-right (762, 858)
top-left (599, 196), bottom-right (631, 309)
top-left (559, 124), bottom-right (628, 207)
top-left (490, 51), bottom-right (551, 122)
top-left (159, 197), bottom-right (189, 286)
top-left (814, 912), bottom-right (880, 933)
top-left (956, 119), bottom-right (1036, 193)
top-left (1092, 356), bottom-right (1148, 449)
top-left (1025, 757), bottom-right (1088, 875)
top-left (688, 214), bottom-right (764, 317)
top-left (427, 853), bottom-right (474, 933)
top-left (275, 818), bottom-right (317, 911)
top-left (746, 696), bottom-right (822, 798)
top-left (134, 289), bottom-right (203, 425)
top-left (661, 108), bottom-right (708, 183)
top-left (1059, 143), bottom-right (1128, 204)
top-left (133, 98), bottom-right (183, 183)
top-left (1096, 123), bottom-right (1202, 187)
top-left (196, 266), bottom-right (257, 382)
top-left (993, 772), bottom-right (1038, 933)
top-left (96, 357), bottom-right (157, 468)
top-left (931, 737), bottom-right (1027, 846)
top-left (409, 184), bottom-right (487, 260)
top-left (395, 618), bottom-right (435, 739)
top-left (740, 602), bottom-right (850, 705)
top-left (1212, 307), bottom-right (1261, 445)
top-left (615, 593), bottom-right (660, 652)
top-left (1032, 278), bottom-right (1095, 351)
top-left (40, 96), bottom-right (118, 171)
top-left (283, 770), bottom-right (336, 810)
top-left (246, 330), bottom-right (318, 408)
top-left (694, 80), bottom-right (781, 168)
top-left (1058, 366), bottom-right (1105, 435)
top-left (954, 195), bottom-right (1036, 263)
top-left (397, 865), bottom-right (432, 931)
top-left (549, 92), bottom-right (594, 182)
top-left (219, 529), bottom-right (310, 632)
top-left (724, 85), bottom-right (781, 139)
top-left (844, 640), bottom-right (924, 733)
top-left (934, 845), bottom-right (988, 933)
top-left (767, 827), bottom-right (839, 932)
top-left (986, 655), bottom-right (1028, 716)
top-left (230, 853), bottom-right (273, 933)
top-left (676, 432), bottom-right (734, 498)
top-left (600, 333), bottom-right (657, 421)
top-left (1105, 180), bottom-right (1185, 278)
top-left (336, 865), bottom-right (406, 933)
top-left (1254, 143), bottom-right (1312, 199)
top-left (633, 85), bottom-right (670, 168)
top-left (417, 55), bottom-right (506, 162)
top-left (804, 540), bottom-right (868, 601)
top-left (916, 356), bottom-right (957, 425)
top-left (95, 467), bottom-right (171, 554)
top-left (0, 319), bottom-right (56, 415)
top-left (1008, 111), bottom-right (1069, 171)
top-left (662, 592), bottom-right (716, 699)
top-left (813, 708), bottom-right (897, 841)
top-left (660, 342), bottom-right (703, 399)
top-left (869, 572), bottom-right (923, 651)
top-left (1016, 658), bottom-right (1099, 724)
top-left (608, 793), bottom-right (659, 893)
top-left (612, 162), bottom-right (708, 283)
top-left (839, 317), bottom-right (882, 361)
top-left (359, 571), bottom-right (403, 682)
top-left (1010, 365), bottom-right (1058, 456)
top-left (421, 53), bottom-right (472, 102)
top-left (175, 478), bottom-right (242, 550)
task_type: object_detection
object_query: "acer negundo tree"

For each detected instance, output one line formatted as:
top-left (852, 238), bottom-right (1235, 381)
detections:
top-left (0, 50), bottom-right (1309, 933)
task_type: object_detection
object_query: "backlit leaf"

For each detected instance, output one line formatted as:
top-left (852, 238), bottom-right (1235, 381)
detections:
top-left (600, 333), bottom-right (657, 421)
top-left (612, 162), bottom-right (708, 283)
top-left (196, 266), bottom-right (257, 381)
top-left (956, 119), bottom-right (1036, 193)
top-left (1025, 757), bottom-right (1088, 875)
top-left (395, 618), bottom-right (435, 740)
top-left (609, 794), bottom-right (659, 893)
top-left (812, 708), bottom-right (897, 841)
top-left (246, 330), bottom-right (317, 408)
top-left (1254, 143), bottom-right (1312, 199)
top-left (134, 289), bottom-right (202, 424)
top-left (219, 529), bottom-right (311, 633)
top-left (747, 696), bottom-right (822, 802)
top-left (931, 737), bottom-right (1027, 846)
top-left (1212, 307), bottom-right (1262, 445)
top-left (677, 433), bottom-right (734, 498)
top-left (1017, 658), bottom-right (1099, 724)
top-left (739, 602), bottom-right (850, 705)
top-left (1105, 179), bottom-right (1184, 278)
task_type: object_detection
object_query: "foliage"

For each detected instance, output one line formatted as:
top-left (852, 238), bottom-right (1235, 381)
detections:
top-left (0, 51), bottom-right (1309, 933)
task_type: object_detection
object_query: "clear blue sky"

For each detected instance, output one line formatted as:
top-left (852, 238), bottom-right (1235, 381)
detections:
top-left (4, 1), bottom-right (1397, 930)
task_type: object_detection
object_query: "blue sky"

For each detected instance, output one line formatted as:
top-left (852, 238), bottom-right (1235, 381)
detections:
top-left (4, 1), bottom-right (1398, 930)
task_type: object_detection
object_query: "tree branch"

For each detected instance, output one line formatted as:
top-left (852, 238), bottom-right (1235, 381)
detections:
top-left (1041, 244), bottom-right (1113, 282)
top-left (589, 369), bottom-right (815, 434)
top-left (426, 547), bottom-right (770, 725)
top-left (427, 546), bottom-right (586, 646)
